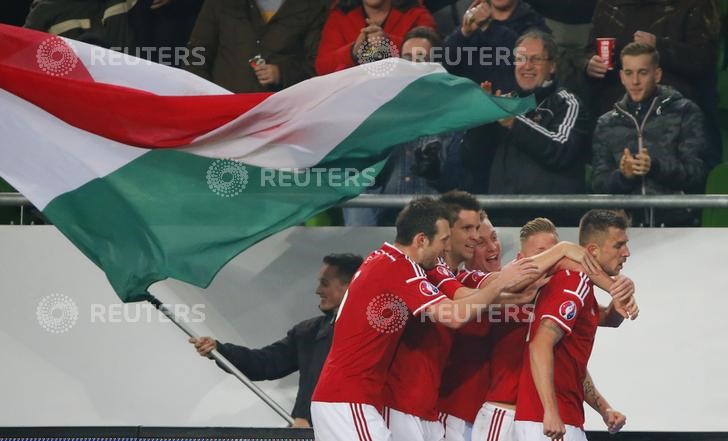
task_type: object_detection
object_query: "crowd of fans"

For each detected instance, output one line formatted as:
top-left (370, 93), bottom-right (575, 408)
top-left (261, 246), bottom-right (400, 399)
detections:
top-left (1, 0), bottom-right (726, 227)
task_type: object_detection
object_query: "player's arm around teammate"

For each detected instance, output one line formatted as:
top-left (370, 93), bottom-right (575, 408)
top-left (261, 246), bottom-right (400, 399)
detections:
top-left (425, 257), bottom-right (540, 328)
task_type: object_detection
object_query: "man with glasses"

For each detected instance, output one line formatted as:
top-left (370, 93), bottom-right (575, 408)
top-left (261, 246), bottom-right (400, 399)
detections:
top-left (488, 30), bottom-right (591, 227)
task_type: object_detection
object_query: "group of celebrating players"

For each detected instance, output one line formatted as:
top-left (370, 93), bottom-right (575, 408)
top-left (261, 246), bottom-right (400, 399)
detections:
top-left (311, 190), bottom-right (639, 441)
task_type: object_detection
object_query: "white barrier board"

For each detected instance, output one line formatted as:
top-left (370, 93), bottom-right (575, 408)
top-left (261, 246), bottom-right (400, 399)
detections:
top-left (0, 226), bottom-right (726, 430)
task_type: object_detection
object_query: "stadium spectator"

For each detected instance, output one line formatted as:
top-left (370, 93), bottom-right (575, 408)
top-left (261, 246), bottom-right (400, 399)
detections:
top-left (189, 253), bottom-right (363, 428)
top-left (343, 27), bottom-right (466, 226)
top-left (583, 0), bottom-right (721, 169)
top-left (186, 0), bottom-right (328, 92)
top-left (315, 0), bottom-right (435, 75)
top-left (0, 0), bottom-right (31, 26)
top-left (134, 0), bottom-right (203, 67)
top-left (591, 43), bottom-right (706, 227)
top-left (523, 0), bottom-right (597, 102)
top-left (514, 209), bottom-right (633, 441)
top-left (24, 0), bottom-right (162, 50)
top-left (442, 0), bottom-right (518, 90)
top-left (311, 197), bottom-right (540, 441)
top-left (442, 0), bottom-right (548, 194)
top-left (485, 0), bottom-right (549, 36)
top-left (488, 31), bottom-right (590, 227)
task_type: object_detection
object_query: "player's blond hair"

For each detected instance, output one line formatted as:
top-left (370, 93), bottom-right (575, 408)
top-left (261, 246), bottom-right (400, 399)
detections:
top-left (519, 217), bottom-right (558, 244)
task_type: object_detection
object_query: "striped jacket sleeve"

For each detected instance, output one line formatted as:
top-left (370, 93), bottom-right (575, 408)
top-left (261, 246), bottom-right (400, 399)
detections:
top-left (507, 90), bottom-right (591, 171)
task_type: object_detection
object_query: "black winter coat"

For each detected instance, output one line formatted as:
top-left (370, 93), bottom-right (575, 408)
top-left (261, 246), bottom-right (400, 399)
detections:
top-left (592, 86), bottom-right (706, 226)
top-left (216, 314), bottom-right (334, 423)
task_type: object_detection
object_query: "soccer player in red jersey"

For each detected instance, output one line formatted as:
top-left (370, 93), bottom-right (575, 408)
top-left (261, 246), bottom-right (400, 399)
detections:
top-left (311, 197), bottom-right (540, 441)
top-left (514, 210), bottom-right (634, 441)
top-left (437, 212), bottom-right (502, 441)
top-left (382, 192), bottom-right (551, 441)
top-left (473, 217), bottom-right (634, 441)
top-left (382, 192), bottom-right (485, 441)
top-left (431, 196), bottom-right (598, 441)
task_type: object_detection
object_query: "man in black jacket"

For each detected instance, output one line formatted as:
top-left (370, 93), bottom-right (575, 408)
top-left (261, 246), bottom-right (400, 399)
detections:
top-left (189, 253), bottom-right (363, 427)
top-left (591, 43), bottom-right (706, 227)
top-left (488, 30), bottom-right (591, 227)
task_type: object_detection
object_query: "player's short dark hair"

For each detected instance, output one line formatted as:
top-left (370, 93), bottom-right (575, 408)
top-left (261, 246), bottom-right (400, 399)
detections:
top-left (403, 26), bottom-right (442, 49)
top-left (438, 190), bottom-right (481, 226)
top-left (516, 29), bottom-right (558, 64)
top-left (520, 217), bottom-right (558, 243)
top-left (621, 42), bottom-right (660, 67)
top-left (395, 197), bottom-right (449, 245)
top-left (578, 210), bottom-right (631, 246)
top-left (323, 253), bottom-right (363, 283)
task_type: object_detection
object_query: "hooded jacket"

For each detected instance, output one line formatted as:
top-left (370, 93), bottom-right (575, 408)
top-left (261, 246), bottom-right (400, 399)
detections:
top-left (592, 85), bottom-right (706, 226)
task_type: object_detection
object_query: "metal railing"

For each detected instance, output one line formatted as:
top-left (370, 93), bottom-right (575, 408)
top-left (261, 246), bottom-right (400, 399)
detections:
top-left (3, 192), bottom-right (728, 209)
top-left (341, 194), bottom-right (728, 209)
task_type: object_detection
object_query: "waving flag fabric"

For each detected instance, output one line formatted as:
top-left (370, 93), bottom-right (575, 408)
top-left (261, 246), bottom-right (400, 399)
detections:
top-left (0, 25), bottom-right (534, 302)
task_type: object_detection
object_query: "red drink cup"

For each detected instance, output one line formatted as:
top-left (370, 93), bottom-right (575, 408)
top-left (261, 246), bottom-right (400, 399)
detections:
top-left (597, 37), bottom-right (616, 70)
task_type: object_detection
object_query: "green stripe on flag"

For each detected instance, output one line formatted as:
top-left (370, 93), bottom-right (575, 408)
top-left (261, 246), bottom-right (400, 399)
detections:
top-left (322, 73), bottom-right (535, 166)
top-left (44, 150), bottom-right (387, 302)
top-left (42, 72), bottom-right (534, 302)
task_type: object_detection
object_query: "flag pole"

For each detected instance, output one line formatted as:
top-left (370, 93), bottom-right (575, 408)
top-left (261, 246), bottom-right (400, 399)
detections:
top-left (148, 296), bottom-right (296, 425)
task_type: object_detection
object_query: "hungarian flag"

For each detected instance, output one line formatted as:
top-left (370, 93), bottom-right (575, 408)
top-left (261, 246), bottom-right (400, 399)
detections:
top-left (0, 25), bottom-right (534, 302)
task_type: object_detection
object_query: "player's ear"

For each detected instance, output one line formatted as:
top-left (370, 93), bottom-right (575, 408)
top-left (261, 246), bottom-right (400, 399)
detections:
top-left (414, 232), bottom-right (427, 248)
top-left (516, 252), bottom-right (524, 260)
top-left (585, 243), bottom-right (599, 258)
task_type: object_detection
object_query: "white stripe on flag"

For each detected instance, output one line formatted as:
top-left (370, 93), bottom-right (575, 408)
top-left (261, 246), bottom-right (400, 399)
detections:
top-left (63, 37), bottom-right (230, 96)
top-left (0, 88), bottom-right (146, 210)
top-left (186, 59), bottom-right (445, 168)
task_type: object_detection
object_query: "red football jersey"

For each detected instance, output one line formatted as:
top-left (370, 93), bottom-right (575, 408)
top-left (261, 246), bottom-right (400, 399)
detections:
top-left (437, 268), bottom-right (493, 422)
top-left (484, 298), bottom-right (533, 404)
top-left (383, 259), bottom-right (461, 420)
top-left (312, 243), bottom-right (447, 409)
top-left (515, 270), bottom-right (599, 428)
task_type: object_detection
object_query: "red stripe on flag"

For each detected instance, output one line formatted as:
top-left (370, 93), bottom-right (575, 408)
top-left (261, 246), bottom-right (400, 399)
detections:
top-left (0, 24), bottom-right (273, 149)
top-left (0, 64), bottom-right (271, 148)
top-left (0, 24), bottom-right (92, 81)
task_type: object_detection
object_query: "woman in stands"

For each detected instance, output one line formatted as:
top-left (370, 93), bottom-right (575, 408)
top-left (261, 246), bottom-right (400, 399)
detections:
top-left (315, 0), bottom-right (436, 74)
